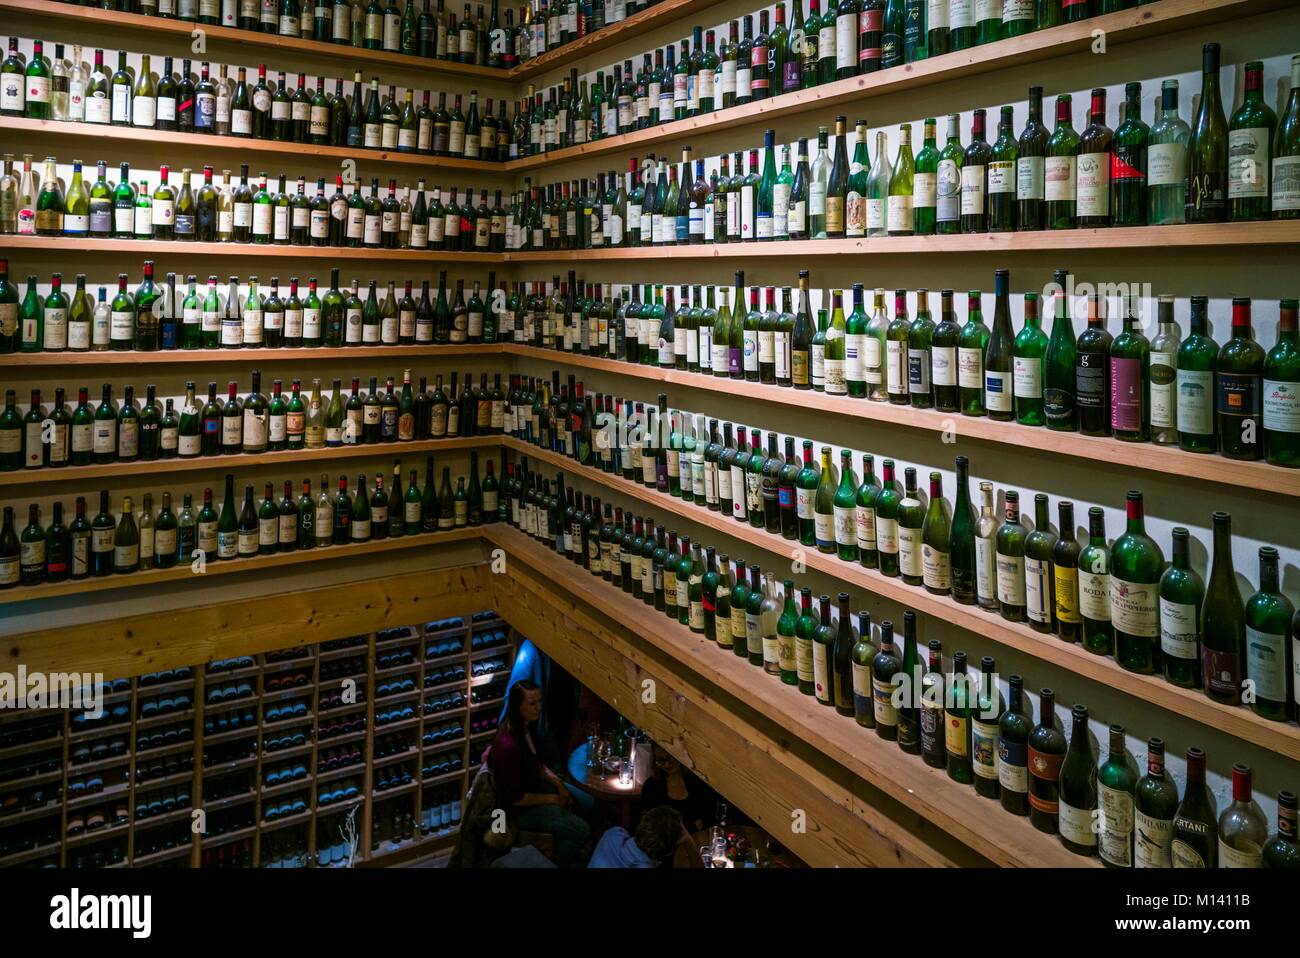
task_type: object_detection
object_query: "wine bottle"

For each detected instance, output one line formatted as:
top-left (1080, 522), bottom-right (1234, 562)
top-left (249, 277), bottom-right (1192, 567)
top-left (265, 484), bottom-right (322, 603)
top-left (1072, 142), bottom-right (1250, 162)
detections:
top-left (1097, 724), bottom-right (1136, 868)
top-left (1159, 527), bottom-right (1204, 689)
top-left (1218, 763), bottom-right (1267, 868)
top-left (1134, 737), bottom-right (1178, 868)
top-left (870, 617), bottom-right (901, 741)
top-left (1171, 746), bottom-right (1217, 868)
top-left (1201, 511), bottom-right (1245, 704)
top-left (1057, 704), bottom-right (1097, 857)
top-left (1263, 790), bottom-right (1300, 868)
top-left (1110, 490), bottom-right (1163, 674)
top-left (1027, 687), bottom-right (1065, 833)
top-left (997, 674), bottom-right (1031, 816)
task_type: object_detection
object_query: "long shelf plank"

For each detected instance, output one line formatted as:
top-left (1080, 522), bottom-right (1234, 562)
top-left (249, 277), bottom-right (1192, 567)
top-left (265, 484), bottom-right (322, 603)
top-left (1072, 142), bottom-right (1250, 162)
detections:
top-left (0, 343), bottom-right (505, 367)
top-left (7, 0), bottom-right (510, 83)
top-left (508, 0), bottom-right (1293, 170)
top-left (504, 222), bottom-right (1300, 260)
top-left (0, 234), bottom-right (505, 263)
top-left (0, 117), bottom-right (509, 176)
top-left (4, 525), bottom-right (484, 602)
top-left (505, 437), bottom-right (1300, 762)
top-left (8, 223), bottom-right (1295, 266)
top-left (485, 521), bottom-right (1089, 867)
top-left (506, 345), bottom-right (1300, 498)
top-left (0, 434), bottom-right (498, 488)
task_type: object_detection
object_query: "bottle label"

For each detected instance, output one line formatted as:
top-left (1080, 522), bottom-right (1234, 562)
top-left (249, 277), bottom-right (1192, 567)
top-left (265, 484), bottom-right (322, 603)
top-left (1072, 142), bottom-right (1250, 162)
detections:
top-left (1075, 152), bottom-right (1110, 217)
top-left (1227, 128), bottom-right (1269, 199)
top-left (922, 544), bottom-right (951, 592)
top-left (1045, 156), bottom-right (1076, 202)
top-left (876, 517), bottom-right (898, 557)
top-left (997, 736), bottom-right (1027, 793)
top-left (936, 158), bottom-right (961, 222)
top-left (984, 369), bottom-right (1011, 412)
top-left (1027, 746), bottom-right (1063, 817)
top-left (1097, 784), bottom-right (1133, 865)
top-left (795, 636), bottom-right (813, 682)
top-left (872, 677), bottom-right (898, 728)
top-left (957, 347), bottom-right (983, 390)
top-left (1148, 143), bottom-right (1186, 188)
top-left (960, 164), bottom-right (985, 216)
top-left (913, 171), bottom-right (936, 208)
top-left (1263, 379), bottom-right (1300, 434)
top-left (1059, 799), bottom-right (1097, 847)
top-left (1110, 577), bottom-right (1157, 637)
top-left (1273, 155), bottom-right (1300, 211)
top-left (851, 661), bottom-right (872, 718)
top-left (944, 713), bottom-right (968, 759)
top-left (1217, 838), bottom-right (1262, 869)
top-left (1135, 810), bottom-right (1173, 868)
top-left (1176, 368), bottom-right (1214, 435)
top-left (1024, 556), bottom-right (1050, 623)
top-left (812, 642), bottom-right (831, 702)
top-left (1110, 356), bottom-right (1143, 432)
top-left (897, 525), bottom-right (921, 579)
top-left (886, 194), bottom-right (911, 233)
top-left (988, 160), bottom-right (1015, 195)
top-left (1159, 598), bottom-right (1198, 660)
top-left (856, 505), bottom-right (876, 551)
top-left (1245, 626), bottom-right (1287, 703)
top-left (1013, 356), bottom-right (1042, 399)
top-left (833, 505), bottom-right (856, 548)
top-left (1013, 157), bottom-right (1045, 201)
top-left (995, 552), bottom-right (1025, 606)
top-left (1149, 350), bottom-right (1176, 429)
top-left (971, 719), bottom-right (998, 780)
top-left (975, 535), bottom-right (995, 603)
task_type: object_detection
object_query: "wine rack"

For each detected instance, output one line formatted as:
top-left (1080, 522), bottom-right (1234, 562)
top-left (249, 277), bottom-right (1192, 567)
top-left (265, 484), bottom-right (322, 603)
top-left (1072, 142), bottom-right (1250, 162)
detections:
top-left (0, 611), bottom-right (517, 868)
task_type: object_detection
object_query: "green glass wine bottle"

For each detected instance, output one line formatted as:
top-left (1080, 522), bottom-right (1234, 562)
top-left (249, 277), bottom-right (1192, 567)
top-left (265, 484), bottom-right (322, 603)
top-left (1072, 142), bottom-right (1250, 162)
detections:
top-left (1263, 299), bottom-right (1299, 466)
top-left (994, 490), bottom-right (1027, 622)
top-left (832, 449), bottom-right (858, 562)
top-left (1228, 61), bottom-right (1276, 222)
top-left (850, 610), bottom-right (876, 729)
top-left (1097, 723), bottom-right (1136, 868)
top-left (998, 675), bottom-right (1031, 816)
top-left (1013, 291), bottom-right (1047, 426)
top-left (1043, 269), bottom-right (1077, 431)
top-left (983, 269), bottom-right (1015, 422)
top-left (949, 455), bottom-right (976, 605)
top-left (855, 453), bottom-right (882, 570)
top-left (1159, 527), bottom-right (1204, 689)
top-left (1186, 42), bottom-right (1228, 223)
top-left (1058, 704), bottom-right (1098, 858)
top-left (1024, 493), bottom-right (1057, 634)
top-left (874, 459), bottom-right (903, 578)
top-left (958, 290), bottom-right (990, 416)
top-left (1110, 491), bottom-right (1164, 675)
top-left (1244, 546), bottom-right (1294, 722)
top-left (920, 470), bottom-right (951, 596)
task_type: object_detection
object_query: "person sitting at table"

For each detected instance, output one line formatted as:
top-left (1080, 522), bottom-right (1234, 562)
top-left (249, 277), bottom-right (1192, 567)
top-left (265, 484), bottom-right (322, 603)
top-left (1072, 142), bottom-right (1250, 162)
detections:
top-left (488, 679), bottom-right (591, 867)
top-left (638, 743), bottom-right (720, 834)
top-left (588, 807), bottom-right (689, 868)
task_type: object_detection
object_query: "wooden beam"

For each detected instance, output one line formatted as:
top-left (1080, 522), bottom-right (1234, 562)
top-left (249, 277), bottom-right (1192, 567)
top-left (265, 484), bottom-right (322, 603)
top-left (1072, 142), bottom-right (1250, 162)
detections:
top-left (5, 562), bottom-right (494, 678)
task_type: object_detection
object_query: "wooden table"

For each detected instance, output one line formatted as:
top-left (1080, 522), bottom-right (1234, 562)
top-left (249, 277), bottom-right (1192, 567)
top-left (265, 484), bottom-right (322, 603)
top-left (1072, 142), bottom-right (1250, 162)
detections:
top-left (566, 742), bottom-right (643, 829)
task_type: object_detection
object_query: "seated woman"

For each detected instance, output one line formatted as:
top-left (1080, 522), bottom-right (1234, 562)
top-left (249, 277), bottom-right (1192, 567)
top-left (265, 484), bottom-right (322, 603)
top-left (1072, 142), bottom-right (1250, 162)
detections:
top-left (589, 807), bottom-right (692, 868)
top-left (487, 680), bottom-right (591, 867)
top-left (637, 743), bottom-right (720, 835)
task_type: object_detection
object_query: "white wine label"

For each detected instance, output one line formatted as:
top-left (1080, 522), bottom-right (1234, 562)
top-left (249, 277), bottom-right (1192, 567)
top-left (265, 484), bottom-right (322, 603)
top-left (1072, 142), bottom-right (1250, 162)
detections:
top-left (1273, 155), bottom-right (1300, 212)
top-left (945, 715), bottom-right (968, 758)
top-left (898, 525), bottom-right (922, 579)
top-left (1135, 810), bottom-right (1174, 868)
top-left (1245, 626), bottom-right (1287, 703)
top-left (796, 486), bottom-right (815, 520)
top-left (856, 506), bottom-right (876, 551)
top-left (876, 517), bottom-right (899, 556)
top-left (1159, 598), bottom-right (1199, 660)
top-left (958, 347), bottom-right (984, 390)
top-left (814, 511), bottom-right (834, 545)
top-left (833, 505), bottom-right (856, 547)
top-left (998, 751), bottom-right (1027, 794)
top-left (795, 637), bottom-right (813, 682)
top-left (1110, 577), bottom-right (1157, 637)
top-left (1045, 155), bottom-right (1076, 202)
top-left (1148, 142), bottom-right (1186, 188)
top-left (1098, 784), bottom-right (1134, 867)
top-left (960, 164), bottom-right (985, 216)
top-left (1024, 556), bottom-right (1050, 623)
top-left (872, 676), bottom-right (898, 727)
top-left (1078, 570), bottom-right (1110, 621)
top-left (922, 543), bottom-right (951, 591)
top-left (984, 369), bottom-right (1012, 412)
top-left (1149, 350), bottom-right (1176, 429)
top-left (1176, 368), bottom-right (1214, 435)
top-left (932, 346), bottom-right (956, 387)
top-left (913, 171), bottom-right (936, 207)
top-left (1058, 800), bottom-right (1097, 846)
top-left (812, 642), bottom-right (831, 703)
top-left (1227, 128), bottom-right (1269, 199)
top-left (1263, 379), bottom-right (1300, 433)
top-left (996, 551), bottom-right (1026, 606)
top-left (975, 535), bottom-right (995, 603)
top-left (1013, 356), bottom-right (1042, 399)
top-left (988, 160), bottom-right (1014, 195)
top-left (1016, 156), bottom-right (1044, 201)
top-left (1075, 152), bottom-right (1110, 217)
top-left (1218, 838), bottom-right (1263, 869)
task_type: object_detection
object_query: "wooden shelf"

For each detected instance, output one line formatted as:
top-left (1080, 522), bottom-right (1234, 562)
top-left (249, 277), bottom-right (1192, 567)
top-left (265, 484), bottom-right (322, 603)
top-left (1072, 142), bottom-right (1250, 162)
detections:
top-left (484, 520), bottom-right (1089, 868)
top-left (505, 345), bottom-right (1300, 498)
top-left (504, 222), bottom-right (1300, 260)
top-left (508, 0), bottom-right (1292, 170)
top-left (0, 234), bottom-right (505, 263)
top-left (8, 0), bottom-right (510, 83)
top-left (1, 434), bottom-right (499, 489)
top-left (501, 438), bottom-right (1300, 763)
top-left (5, 526), bottom-right (483, 602)
top-left (509, 0), bottom-right (727, 81)
top-left (0, 344), bottom-right (504, 368)
top-left (0, 117), bottom-right (509, 176)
